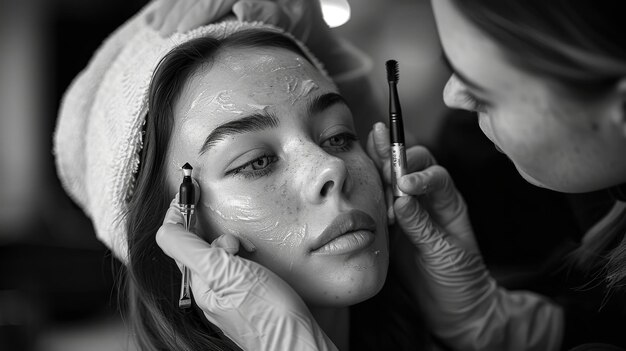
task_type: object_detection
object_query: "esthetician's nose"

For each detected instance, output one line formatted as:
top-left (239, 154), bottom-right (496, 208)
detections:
top-left (307, 156), bottom-right (349, 204)
top-left (442, 75), bottom-right (466, 109)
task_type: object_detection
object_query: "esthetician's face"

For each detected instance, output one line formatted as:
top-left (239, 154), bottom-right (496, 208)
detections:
top-left (433, 0), bottom-right (626, 193)
top-left (166, 46), bottom-right (388, 307)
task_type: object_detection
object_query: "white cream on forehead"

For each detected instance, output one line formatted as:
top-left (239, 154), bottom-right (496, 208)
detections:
top-left (184, 52), bottom-right (320, 119)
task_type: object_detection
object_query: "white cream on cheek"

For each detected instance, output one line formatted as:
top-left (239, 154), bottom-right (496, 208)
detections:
top-left (203, 189), bottom-right (309, 270)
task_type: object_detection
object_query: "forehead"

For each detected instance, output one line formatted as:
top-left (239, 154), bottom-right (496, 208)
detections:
top-left (175, 46), bottom-right (336, 126)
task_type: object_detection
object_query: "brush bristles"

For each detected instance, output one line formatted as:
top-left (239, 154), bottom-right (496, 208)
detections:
top-left (386, 60), bottom-right (399, 82)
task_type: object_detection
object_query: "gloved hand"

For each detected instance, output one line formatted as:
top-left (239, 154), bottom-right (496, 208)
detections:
top-left (147, 0), bottom-right (238, 36)
top-left (366, 122), bottom-right (477, 254)
top-left (366, 123), bottom-right (564, 351)
top-left (156, 195), bottom-right (337, 351)
top-left (145, 0), bottom-right (361, 78)
top-left (146, 0), bottom-right (332, 53)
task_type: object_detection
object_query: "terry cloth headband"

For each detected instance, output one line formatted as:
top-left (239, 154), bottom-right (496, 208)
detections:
top-left (53, 3), bottom-right (332, 263)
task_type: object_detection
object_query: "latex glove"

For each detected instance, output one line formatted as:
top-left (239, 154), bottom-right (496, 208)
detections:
top-left (366, 123), bottom-right (564, 351)
top-left (146, 0), bottom-right (331, 50)
top-left (145, 0), bottom-right (358, 77)
top-left (157, 196), bottom-right (337, 351)
top-left (366, 122), bottom-right (476, 256)
top-left (147, 0), bottom-right (237, 35)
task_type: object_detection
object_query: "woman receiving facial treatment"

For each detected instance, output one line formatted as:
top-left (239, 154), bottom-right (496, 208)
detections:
top-left (54, 3), bottom-right (434, 350)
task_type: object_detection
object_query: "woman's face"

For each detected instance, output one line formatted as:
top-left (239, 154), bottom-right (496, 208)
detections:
top-left (166, 46), bottom-right (388, 307)
top-left (432, 0), bottom-right (626, 193)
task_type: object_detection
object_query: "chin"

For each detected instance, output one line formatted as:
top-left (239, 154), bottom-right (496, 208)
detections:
top-left (515, 164), bottom-right (552, 189)
top-left (516, 165), bottom-right (589, 193)
top-left (303, 251), bottom-right (389, 308)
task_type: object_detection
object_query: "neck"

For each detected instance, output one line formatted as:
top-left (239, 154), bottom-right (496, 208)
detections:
top-left (308, 305), bottom-right (350, 351)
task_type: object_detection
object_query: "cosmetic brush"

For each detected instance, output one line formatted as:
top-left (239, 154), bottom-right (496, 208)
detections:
top-left (386, 60), bottom-right (409, 197)
top-left (178, 162), bottom-right (194, 309)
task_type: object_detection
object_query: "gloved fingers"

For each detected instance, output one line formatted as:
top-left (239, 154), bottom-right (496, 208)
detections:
top-left (394, 196), bottom-right (480, 257)
top-left (397, 164), bottom-right (451, 197)
top-left (176, 0), bottom-right (239, 33)
top-left (148, 0), bottom-right (177, 30)
top-left (159, 0), bottom-right (198, 36)
top-left (382, 145), bottom-right (437, 185)
top-left (233, 0), bottom-right (290, 30)
top-left (366, 126), bottom-right (383, 169)
top-left (211, 234), bottom-right (241, 254)
top-left (187, 269), bottom-right (224, 318)
top-left (397, 164), bottom-right (470, 237)
top-left (164, 194), bottom-right (184, 225)
top-left (393, 196), bottom-right (442, 247)
top-left (371, 122), bottom-right (390, 163)
top-left (386, 186), bottom-right (395, 225)
top-left (157, 223), bottom-right (255, 295)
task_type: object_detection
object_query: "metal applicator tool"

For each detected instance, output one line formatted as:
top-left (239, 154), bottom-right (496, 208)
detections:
top-left (178, 162), bottom-right (194, 309)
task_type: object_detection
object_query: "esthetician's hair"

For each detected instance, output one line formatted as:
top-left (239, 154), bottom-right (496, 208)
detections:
top-left (124, 29), bottom-right (428, 350)
top-left (450, 0), bottom-right (626, 288)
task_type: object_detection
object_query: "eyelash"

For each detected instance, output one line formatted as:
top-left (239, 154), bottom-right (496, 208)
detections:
top-left (229, 154), bottom-right (279, 179)
top-left (321, 132), bottom-right (358, 152)
top-left (227, 132), bottom-right (358, 179)
top-left (462, 92), bottom-right (490, 113)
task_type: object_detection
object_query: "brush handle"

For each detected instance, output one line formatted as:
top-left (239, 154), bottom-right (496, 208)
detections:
top-left (390, 143), bottom-right (408, 197)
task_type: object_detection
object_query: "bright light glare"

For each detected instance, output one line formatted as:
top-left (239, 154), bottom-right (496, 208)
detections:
top-left (320, 0), bottom-right (351, 28)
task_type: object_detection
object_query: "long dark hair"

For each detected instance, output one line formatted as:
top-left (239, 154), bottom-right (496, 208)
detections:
top-left (124, 29), bottom-right (313, 351)
top-left (123, 29), bottom-right (429, 350)
top-left (449, 0), bottom-right (626, 288)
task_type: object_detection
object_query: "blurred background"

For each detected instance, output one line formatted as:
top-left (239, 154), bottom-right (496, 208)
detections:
top-left (0, 0), bottom-right (619, 350)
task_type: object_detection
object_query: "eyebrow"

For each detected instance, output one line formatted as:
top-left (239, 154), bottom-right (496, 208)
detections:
top-left (307, 92), bottom-right (347, 117)
top-left (199, 92), bottom-right (347, 154)
top-left (441, 53), bottom-right (488, 93)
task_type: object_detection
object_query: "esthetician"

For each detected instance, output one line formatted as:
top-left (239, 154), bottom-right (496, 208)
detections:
top-left (148, 0), bottom-right (626, 350)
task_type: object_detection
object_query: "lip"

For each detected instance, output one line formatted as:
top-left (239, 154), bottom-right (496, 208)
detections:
top-left (311, 209), bottom-right (377, 255)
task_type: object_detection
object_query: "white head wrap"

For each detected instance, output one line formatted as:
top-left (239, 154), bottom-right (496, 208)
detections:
top-left (53, 4), bottom-right (330, 262)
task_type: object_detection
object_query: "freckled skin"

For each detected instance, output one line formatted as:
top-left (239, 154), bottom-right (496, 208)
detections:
top-left (165, 47), bottom-right (389, 307)
top-left (433, 0), bottom-right (626, 193)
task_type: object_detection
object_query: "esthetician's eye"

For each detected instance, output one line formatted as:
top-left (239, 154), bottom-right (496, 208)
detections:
top-left (229, 154), bottom-right (279, 179)
top-left (321, 132), bottom-right (358, 152)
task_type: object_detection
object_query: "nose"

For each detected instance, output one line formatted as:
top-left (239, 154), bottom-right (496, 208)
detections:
top-left (306, 155), bottom-right (350, 204)
top-left (442, 74), bottom-right (465, 109)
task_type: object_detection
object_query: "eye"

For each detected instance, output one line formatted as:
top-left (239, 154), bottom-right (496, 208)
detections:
top-left (321, 132), bottom-right (358, 152)
top-left (229, 154), bottom-right (278, 179)
top-left (250, 156), bottom-right (271, 170)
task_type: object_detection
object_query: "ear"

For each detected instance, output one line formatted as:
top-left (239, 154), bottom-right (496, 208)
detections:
top-left (611, 77), bottom-right (626, 137)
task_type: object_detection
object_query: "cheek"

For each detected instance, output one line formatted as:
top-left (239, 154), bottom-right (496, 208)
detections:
top-left (200, 181), bottom-right (309, 261)
top-left (345, 153), bottom-right (385, 214)
top-left (488, 97), bottom-right (571, 173)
